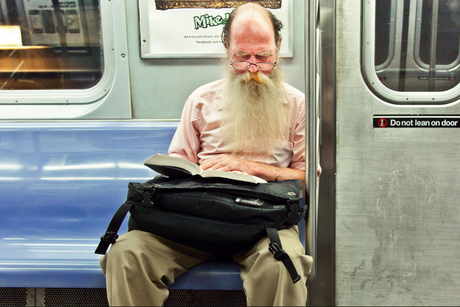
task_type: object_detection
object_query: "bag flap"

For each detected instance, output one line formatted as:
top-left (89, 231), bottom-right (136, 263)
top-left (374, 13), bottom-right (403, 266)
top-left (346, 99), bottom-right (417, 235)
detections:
top-left (147, 175), bottom-right (304, 202)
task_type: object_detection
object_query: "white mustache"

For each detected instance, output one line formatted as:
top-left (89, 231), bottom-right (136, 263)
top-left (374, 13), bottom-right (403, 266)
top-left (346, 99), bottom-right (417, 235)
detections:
top-left (240, 71), bottom-right (269, 84)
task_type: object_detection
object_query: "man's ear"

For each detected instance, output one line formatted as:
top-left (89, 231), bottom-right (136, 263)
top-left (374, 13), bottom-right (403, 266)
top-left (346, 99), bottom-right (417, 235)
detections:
top-left (223, 35), bottom-right (228, 50)
top-left (276, 35), bottom-right (282, 51)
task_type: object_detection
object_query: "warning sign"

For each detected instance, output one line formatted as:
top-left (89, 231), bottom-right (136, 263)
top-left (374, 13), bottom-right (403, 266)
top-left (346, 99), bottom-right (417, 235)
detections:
top-left (374, 115), bottom-right (460, 128)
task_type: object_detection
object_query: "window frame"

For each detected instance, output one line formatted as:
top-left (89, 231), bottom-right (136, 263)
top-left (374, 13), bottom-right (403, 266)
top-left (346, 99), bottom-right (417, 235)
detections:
top-left (362, 0), bottom-right (460, 104)
top-left (0, 0), bottom-right (131, 119)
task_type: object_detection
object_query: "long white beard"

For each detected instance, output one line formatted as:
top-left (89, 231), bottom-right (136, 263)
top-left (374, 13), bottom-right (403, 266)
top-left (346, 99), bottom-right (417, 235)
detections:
top-left (220, 61), bottom-right (288, 157)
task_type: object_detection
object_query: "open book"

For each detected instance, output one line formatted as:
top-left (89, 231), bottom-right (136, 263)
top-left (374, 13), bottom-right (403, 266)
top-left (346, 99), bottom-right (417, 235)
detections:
top-left (144, 154), bottom-right (267, 184)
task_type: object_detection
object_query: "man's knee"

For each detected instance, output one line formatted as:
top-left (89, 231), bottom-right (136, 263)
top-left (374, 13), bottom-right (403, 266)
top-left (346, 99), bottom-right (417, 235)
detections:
top-left (101, 230), bottom-right (171, 279)
top-left (103, 231), bottom-right (147, 262)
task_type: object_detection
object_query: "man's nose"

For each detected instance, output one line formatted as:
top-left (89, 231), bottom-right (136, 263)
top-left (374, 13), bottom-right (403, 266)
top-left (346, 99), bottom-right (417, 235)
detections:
top-left (248, 63), bottom-right (259, 73)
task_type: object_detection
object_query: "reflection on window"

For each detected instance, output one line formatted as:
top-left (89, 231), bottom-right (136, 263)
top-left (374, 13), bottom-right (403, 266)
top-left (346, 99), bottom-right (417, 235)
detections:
top-left (419, 0), bottom-right (460, 66)
top-left (374, 0), bottom-right (394, 68)
top-left (0, 0), bottom-right (102, 90)
top-left (374, 0), bottom-right (460, 92)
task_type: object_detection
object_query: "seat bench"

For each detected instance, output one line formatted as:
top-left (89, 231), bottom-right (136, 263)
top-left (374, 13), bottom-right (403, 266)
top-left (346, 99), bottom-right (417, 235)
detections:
top-left (0, 121), bottom-right (303, 290)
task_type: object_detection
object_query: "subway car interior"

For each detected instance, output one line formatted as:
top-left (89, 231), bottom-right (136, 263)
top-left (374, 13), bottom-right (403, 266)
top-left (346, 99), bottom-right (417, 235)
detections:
top-left (1, 0), bottom-right (460, 306)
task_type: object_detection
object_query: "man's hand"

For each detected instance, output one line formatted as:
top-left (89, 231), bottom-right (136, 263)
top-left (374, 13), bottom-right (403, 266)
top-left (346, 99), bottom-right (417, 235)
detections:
top-left (201, 155), bottom-right (322, 178)
top-left (200, 154), bottom-right (304, 184)
top-left (200, 155), bottom-right (322, 194)
top-left (200, 155), bottom-right (257, 175)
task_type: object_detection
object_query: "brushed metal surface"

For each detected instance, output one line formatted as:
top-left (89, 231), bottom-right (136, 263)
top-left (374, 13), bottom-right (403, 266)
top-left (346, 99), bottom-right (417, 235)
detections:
top-left (308, 0), bottom-right (336, 305)
top-left (336, 0), bottom-right (460, 304)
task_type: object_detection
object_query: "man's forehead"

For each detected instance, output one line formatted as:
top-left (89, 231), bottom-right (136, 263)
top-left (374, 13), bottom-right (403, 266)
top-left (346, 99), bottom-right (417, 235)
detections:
top-left (230, 35), bottom-right (277, 54)
top-left (229, 20), bottom-right (276, 49)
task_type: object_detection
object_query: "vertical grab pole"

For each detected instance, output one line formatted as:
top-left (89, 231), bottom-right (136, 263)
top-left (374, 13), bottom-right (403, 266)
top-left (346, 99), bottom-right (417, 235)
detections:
top-left (428, 0), bottom-right (439, 91)
top-left (306, 0), bottom-right (320, 284)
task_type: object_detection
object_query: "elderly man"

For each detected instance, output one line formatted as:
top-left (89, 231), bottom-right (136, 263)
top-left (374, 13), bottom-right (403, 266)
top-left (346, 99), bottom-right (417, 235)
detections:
top-left (100, 3), bottom-right (314, 306)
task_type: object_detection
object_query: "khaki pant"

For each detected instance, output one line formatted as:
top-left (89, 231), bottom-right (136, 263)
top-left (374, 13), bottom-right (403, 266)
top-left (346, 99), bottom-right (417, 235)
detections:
top-left (100, 227), bottom-right (312, 306)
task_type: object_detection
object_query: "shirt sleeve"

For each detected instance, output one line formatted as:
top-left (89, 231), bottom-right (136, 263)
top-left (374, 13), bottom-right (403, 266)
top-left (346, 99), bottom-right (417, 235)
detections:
top-left (168, 95), bottom-right (201, 163)
top-left (289, 97), bottom-right (306, 171)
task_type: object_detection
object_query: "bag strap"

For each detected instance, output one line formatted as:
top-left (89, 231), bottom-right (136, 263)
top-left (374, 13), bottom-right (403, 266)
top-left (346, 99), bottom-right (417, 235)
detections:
top-left (94, 201), bottom-right (133, 255)
top-left (266, 227), bottom-right (301, 284)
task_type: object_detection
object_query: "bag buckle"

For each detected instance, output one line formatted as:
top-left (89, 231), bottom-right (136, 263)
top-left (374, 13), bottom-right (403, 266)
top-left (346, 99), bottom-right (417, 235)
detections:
top-left (142, 191), bottom-right (153, 206)
top-left (268, 242), bottom-right (287, 261)
top-left (100, 231), bottom-right (119, 244)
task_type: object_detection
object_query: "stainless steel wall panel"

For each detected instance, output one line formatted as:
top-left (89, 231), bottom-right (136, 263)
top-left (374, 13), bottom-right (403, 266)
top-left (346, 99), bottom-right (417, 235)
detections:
top-left (335, 0), bottom-right (460, 304)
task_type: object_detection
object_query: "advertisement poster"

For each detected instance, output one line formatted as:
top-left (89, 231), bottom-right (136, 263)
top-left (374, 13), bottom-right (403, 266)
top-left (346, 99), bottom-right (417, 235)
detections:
top-left (139, 0), bottom-right (292, 58)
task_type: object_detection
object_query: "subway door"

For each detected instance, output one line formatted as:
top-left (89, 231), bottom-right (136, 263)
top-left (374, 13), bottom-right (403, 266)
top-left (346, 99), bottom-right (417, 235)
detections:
top-left (336, 0), bottom-right (460, 305)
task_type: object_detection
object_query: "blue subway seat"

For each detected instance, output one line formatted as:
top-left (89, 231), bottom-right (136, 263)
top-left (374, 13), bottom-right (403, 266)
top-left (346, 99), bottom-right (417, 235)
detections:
top-left (0, 121), bottom-right (304, 290)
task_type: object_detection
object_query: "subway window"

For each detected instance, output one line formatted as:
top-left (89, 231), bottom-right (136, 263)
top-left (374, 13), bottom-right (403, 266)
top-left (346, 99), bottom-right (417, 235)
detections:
top-left (374, 0), bottom-right (395, 69)
top-left (363, 0), bottom-right (460, 103)
top-left (0, 0), bottom-right (102, 90)
top-left (417, 1), bottom-right (460, 71)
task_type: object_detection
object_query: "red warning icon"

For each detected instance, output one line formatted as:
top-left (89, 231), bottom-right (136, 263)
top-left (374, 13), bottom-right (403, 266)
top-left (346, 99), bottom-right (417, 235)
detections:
top-left (378, 118), bottom-right (387, 127)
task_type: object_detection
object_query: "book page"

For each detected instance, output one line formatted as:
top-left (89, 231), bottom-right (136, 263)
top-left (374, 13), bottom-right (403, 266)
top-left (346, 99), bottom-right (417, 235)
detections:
top-left (200, 169), bottom-right (267, 184)
top-left (144, 154), bottom-right (267, 183)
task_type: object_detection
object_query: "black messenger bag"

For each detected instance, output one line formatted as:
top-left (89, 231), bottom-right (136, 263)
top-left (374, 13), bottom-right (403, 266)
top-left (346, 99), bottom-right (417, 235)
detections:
top-left (95, 175), bottom-right (307, 283)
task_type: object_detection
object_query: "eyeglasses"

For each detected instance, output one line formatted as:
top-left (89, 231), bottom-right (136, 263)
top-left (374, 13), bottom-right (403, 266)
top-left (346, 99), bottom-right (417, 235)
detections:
top-left (229, 60), bottom-right (277, 71)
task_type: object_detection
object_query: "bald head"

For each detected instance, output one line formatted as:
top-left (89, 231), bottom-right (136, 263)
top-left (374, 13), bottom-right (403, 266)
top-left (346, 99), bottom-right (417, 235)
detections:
top-left (222, 3), bottom-right (283, 49)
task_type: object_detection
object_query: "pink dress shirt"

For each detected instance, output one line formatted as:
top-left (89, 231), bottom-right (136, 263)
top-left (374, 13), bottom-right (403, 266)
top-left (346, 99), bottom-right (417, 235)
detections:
top-left (169, 79), bottom-right (306, 171)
